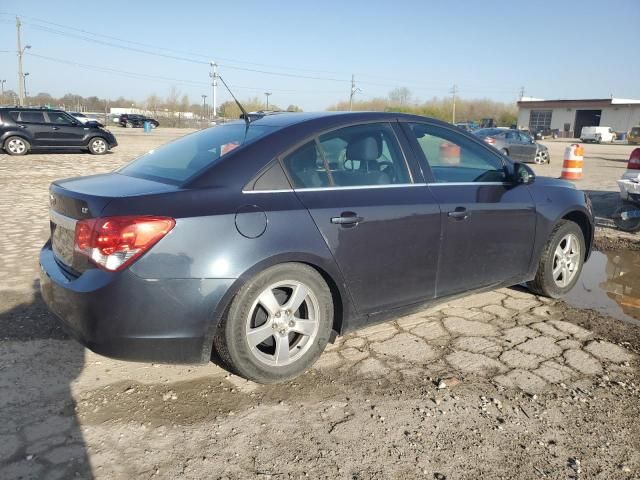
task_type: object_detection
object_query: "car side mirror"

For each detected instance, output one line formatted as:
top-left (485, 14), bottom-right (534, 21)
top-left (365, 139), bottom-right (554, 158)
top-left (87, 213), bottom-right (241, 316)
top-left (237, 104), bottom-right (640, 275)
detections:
top-left (514, 162), bottom-right (535, 185)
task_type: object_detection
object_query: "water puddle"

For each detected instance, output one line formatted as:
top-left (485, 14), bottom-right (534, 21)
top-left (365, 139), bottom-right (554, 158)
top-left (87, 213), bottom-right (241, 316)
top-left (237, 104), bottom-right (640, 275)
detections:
top-left (565, 250), bottom-right (640, 326)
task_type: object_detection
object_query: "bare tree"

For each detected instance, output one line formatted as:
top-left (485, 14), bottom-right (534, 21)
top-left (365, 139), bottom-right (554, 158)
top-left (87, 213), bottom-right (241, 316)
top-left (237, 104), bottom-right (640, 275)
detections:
top-left (389, 87), bottom-right (412, 105)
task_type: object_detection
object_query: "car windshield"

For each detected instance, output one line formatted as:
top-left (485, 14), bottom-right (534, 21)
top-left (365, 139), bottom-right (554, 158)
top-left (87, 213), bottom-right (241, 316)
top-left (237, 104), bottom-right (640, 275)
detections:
top-left (119, 123), bottom-right (274, 184)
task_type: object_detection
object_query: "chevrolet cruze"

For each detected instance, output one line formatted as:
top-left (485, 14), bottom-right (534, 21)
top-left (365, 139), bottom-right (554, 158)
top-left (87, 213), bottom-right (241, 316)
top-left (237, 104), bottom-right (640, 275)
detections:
top-left (40, 112), bottom-right (593, 383)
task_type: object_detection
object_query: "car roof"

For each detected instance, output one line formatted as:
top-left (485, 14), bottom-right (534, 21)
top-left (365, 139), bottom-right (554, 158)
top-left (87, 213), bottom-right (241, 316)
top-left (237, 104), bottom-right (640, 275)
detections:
top-left (226, 111), bottom-right (452, 129)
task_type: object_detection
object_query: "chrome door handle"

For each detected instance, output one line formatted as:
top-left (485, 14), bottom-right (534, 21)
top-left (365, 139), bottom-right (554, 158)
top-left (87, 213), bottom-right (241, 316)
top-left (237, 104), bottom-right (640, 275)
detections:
top-left (51, 126), bottom-right (60, 130)
top-left (448, 207), bottom-right (469, 220)
top-left (331, 212), bottom-right (363, 226)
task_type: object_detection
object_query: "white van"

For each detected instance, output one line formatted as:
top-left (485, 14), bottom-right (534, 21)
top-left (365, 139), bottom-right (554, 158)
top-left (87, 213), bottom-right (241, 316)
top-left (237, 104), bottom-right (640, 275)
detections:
top-left (580, 126), bottom-right (616, 143)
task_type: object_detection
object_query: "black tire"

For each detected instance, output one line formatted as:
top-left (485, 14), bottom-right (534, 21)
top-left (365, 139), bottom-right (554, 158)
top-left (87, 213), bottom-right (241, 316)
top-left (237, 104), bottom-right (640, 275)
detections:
top-left (613, 202), bottom-right (640, 233)
top-left (126, 121), bottom-right (133, 128)
top-left (213, 263), bottom-right (333, 384)
top-left (87, 137), bottom-right (109, 155)
top-left (4, 136), bottom-right (30, 156)
top-left (527, 220), bottom-right (585, 298)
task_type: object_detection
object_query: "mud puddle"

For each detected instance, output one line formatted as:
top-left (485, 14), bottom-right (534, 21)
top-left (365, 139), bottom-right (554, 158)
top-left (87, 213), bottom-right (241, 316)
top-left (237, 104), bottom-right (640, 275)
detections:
top-left (565, 250), bottom-right (640, 325)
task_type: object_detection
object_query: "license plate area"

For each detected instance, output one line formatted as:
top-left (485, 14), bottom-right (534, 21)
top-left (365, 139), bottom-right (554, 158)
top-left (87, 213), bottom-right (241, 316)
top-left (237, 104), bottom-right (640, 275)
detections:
top-left (50, 210), bottom-right (77, 267)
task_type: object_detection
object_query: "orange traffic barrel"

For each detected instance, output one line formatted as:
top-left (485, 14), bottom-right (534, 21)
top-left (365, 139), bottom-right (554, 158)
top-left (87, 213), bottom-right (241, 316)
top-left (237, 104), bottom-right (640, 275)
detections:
top-left (560, 144), bottom-right (584, 180)
top-left (440, 142), bottom-right (461, 165)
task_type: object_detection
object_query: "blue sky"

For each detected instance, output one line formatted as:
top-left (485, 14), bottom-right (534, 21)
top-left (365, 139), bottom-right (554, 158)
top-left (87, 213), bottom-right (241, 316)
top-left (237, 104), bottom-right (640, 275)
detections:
top-left (1, 0), bottom-right (638, 110)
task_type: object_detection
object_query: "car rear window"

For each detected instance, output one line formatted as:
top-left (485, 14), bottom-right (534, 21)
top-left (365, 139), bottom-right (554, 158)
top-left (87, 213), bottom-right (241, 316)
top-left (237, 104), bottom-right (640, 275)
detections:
top-left (119, 123), bottom-right (274, 184)
top-left (15, 111), bottom-right (47, 123)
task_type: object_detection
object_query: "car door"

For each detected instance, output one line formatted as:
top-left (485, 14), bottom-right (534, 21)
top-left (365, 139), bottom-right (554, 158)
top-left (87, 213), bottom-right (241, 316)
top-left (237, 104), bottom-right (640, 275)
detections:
top-left (518, 131), bottom-right (538, 162)
top-left (280, 121), bottom-right (441, 316)
top-left (14, 110), bottom-right (50, 146)
top-left (401, 121), bottom-right (537, 297)
top-left (44, 111), bottom-right (86, 147)
top-left (504, 130), bottom-right (522, 160)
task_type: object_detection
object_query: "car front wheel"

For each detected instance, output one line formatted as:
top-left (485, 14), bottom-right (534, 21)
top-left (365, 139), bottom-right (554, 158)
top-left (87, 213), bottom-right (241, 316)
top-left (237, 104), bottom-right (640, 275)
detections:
top-left (88, 137), bottom-right (108, 155)
top-left (214, 263), bottom-right (333, 384)
top-left (527, 220), bottom-right (585, 298)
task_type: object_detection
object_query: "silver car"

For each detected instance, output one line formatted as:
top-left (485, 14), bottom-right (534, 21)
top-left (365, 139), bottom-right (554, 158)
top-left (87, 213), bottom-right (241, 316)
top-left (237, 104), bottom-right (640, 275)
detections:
top-left (474, 128), bottom-right (550, 164)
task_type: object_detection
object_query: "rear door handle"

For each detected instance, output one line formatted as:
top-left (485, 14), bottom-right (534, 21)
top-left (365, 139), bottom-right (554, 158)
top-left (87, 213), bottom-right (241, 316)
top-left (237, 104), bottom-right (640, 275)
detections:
top-left (331, 212), bottom-right (363, 226)
top-left (448, 207), bottom-right (470, 220)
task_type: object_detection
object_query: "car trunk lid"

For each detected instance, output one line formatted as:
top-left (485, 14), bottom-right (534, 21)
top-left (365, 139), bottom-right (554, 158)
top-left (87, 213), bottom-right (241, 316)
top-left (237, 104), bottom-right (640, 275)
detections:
top-left (49, 173), bottom-right (177, 273)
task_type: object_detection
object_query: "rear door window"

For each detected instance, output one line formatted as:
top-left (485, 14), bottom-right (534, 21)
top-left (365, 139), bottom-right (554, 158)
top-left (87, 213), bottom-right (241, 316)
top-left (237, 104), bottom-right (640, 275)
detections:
top-left (281, 123), bottom-right (411, 189)
top-left (17, 111), bottom-right (46, 123)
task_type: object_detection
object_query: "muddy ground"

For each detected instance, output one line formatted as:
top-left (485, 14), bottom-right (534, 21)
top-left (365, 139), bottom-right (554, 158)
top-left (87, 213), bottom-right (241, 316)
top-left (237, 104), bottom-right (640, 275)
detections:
top-left (0, 131), bottom-right (639, 479)
top-left (1, 267), bottom-right (639, 480)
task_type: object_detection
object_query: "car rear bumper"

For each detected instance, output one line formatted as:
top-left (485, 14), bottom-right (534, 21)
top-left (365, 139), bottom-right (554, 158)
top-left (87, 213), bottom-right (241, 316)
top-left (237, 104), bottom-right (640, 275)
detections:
top-left (39, 241), bottom-right (234, 364)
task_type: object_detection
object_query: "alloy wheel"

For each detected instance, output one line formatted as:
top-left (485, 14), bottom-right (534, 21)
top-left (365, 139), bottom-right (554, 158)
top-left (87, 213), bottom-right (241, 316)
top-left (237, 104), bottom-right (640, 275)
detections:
top-left (91, 139), bottom-right (107, 153)
top-left (245, 280), bottom-right (320, 367)
top-left (552, 233), bottom-right (580, 288)
top-left (7, 138), bottom-right (26, 154)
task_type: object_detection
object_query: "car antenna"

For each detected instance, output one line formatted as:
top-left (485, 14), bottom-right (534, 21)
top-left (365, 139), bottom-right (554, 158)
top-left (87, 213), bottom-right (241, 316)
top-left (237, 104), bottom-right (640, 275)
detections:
top-left (217, 75), bottom-right (251, 127)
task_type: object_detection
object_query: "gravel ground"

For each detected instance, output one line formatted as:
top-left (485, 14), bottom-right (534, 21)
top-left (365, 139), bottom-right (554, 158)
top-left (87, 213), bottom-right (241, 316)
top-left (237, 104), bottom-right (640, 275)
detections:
top-left (0, 129), bottom-right (638, 479)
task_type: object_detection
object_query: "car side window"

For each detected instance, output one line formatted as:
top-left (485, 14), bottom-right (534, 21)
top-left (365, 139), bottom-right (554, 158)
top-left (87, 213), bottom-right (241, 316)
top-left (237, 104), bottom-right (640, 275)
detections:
top-left (17, 111), bottom-right (46, 124)
top-left (282, 141), bottom-right (331, 189)
top-left (407, 123), bottom-right (507, 184)
top-left (46, 112), bottom-right (74, 125)
top-left (505, 131), bottom-right (518, 141)
top-left (519, 132), bottom-right (533, 143)
top-left (317, 123), bottom-right (410, 187)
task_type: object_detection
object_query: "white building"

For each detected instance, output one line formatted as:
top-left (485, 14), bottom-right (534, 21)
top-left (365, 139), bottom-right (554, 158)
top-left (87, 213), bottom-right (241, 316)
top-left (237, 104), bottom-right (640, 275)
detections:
top-left (517, 97), bottom-right (640, 138)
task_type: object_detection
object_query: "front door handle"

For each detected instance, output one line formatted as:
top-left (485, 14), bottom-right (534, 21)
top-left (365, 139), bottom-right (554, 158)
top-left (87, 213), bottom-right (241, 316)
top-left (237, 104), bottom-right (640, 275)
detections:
top-left (448, 207), bottom-right (470, 220)
top-left (331, 212), bottom-right (363, 226)
top-left (51, 126), bottom-right (60, 130)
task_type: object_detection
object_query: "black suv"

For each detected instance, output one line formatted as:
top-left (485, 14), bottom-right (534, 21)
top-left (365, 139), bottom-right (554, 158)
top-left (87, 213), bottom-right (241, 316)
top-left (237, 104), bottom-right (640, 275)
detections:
top-left (0, 108), bottom-right (117, 156)
top-left (118, 114), bottom-right (159, 128)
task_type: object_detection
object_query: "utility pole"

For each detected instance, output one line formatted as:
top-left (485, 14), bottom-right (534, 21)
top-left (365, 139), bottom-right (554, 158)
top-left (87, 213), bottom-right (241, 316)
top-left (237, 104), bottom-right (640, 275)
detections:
top-left (349, 74), bottom-right (362, 111)
top-left (519, 86), bottom-right (525, 100)
top-left (450, 84), bottom-right (458, 124)
top-left (264, 92), bottom-right (271, 111)
top-left (1, 79), bottom-right (5, 96)
top-left (209, 61), bottom-right (218, 118)
top-left (201, 94), bottom-right (207, 120)
top-left (16, 17), bottom-right (24, 106)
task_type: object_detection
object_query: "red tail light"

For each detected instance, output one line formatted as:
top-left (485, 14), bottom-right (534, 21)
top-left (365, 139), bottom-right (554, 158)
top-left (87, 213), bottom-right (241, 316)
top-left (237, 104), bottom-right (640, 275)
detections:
top-left (628, 148), bottom-right (640, 170)
top-left (74, 216), bottom-right (175, 271)
top-left (484, 137), bottom-right (496, 144)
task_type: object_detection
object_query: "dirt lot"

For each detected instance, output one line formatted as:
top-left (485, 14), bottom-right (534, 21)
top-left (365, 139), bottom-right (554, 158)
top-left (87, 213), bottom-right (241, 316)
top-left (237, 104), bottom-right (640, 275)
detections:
top-left (0, 129), bottom-right (638, 479)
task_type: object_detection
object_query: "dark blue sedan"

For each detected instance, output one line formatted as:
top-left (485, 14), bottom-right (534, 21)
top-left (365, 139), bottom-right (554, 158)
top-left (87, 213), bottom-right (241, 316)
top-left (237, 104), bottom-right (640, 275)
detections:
top-left (40, 112), bottom-right (593, 383)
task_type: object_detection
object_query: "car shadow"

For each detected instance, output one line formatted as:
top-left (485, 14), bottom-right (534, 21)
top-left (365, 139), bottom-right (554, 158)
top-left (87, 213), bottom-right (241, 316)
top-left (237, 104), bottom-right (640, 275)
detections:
top-left (25, 148), bottom-right (114, 155)
top-left (0, 280), bottom-right (92, 478)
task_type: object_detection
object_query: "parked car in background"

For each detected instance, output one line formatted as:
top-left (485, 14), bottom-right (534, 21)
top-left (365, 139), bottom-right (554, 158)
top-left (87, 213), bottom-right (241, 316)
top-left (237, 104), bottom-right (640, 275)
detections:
top-left (69, 112), bottom-right (104, 127)
top-left (39, 112), bottom-right (592, 384)
top-left (0, 108), bottom-right (117, 155)
top-left (454, 122), bottom-right (477, 132)
top-left (627, 126), bottom-right (640, 145)
top-left (119, 114), bottom-right (159, 128)
top-left (580, 126), bottom-right (616, 143)
top-left (531, 126), bottom-right (559, 140)
top-left (473, 128), bottom-right (550, 164)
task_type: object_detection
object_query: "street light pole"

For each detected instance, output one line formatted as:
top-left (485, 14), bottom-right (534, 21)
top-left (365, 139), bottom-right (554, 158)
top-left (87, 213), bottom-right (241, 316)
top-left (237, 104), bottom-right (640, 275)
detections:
top-left (22, 73), bottom-right (29, 105)
top-left (1, 80), bottom-right (6, 96)
top-left (264, 92), bottom-right (272, 111)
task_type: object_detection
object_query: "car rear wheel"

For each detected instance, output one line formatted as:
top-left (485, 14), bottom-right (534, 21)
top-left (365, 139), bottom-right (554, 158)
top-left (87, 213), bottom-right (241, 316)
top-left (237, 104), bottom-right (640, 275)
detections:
top-left (213, 263), bottom-right (333, 383)
top-left (4, 136), bottom-right (30, 156)
top-left (126, 121), bottom-right (133, 128)
top-left (88, 137), bottom-right (108, 155)
top-left (527, 220), bottom-right (585, 298)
